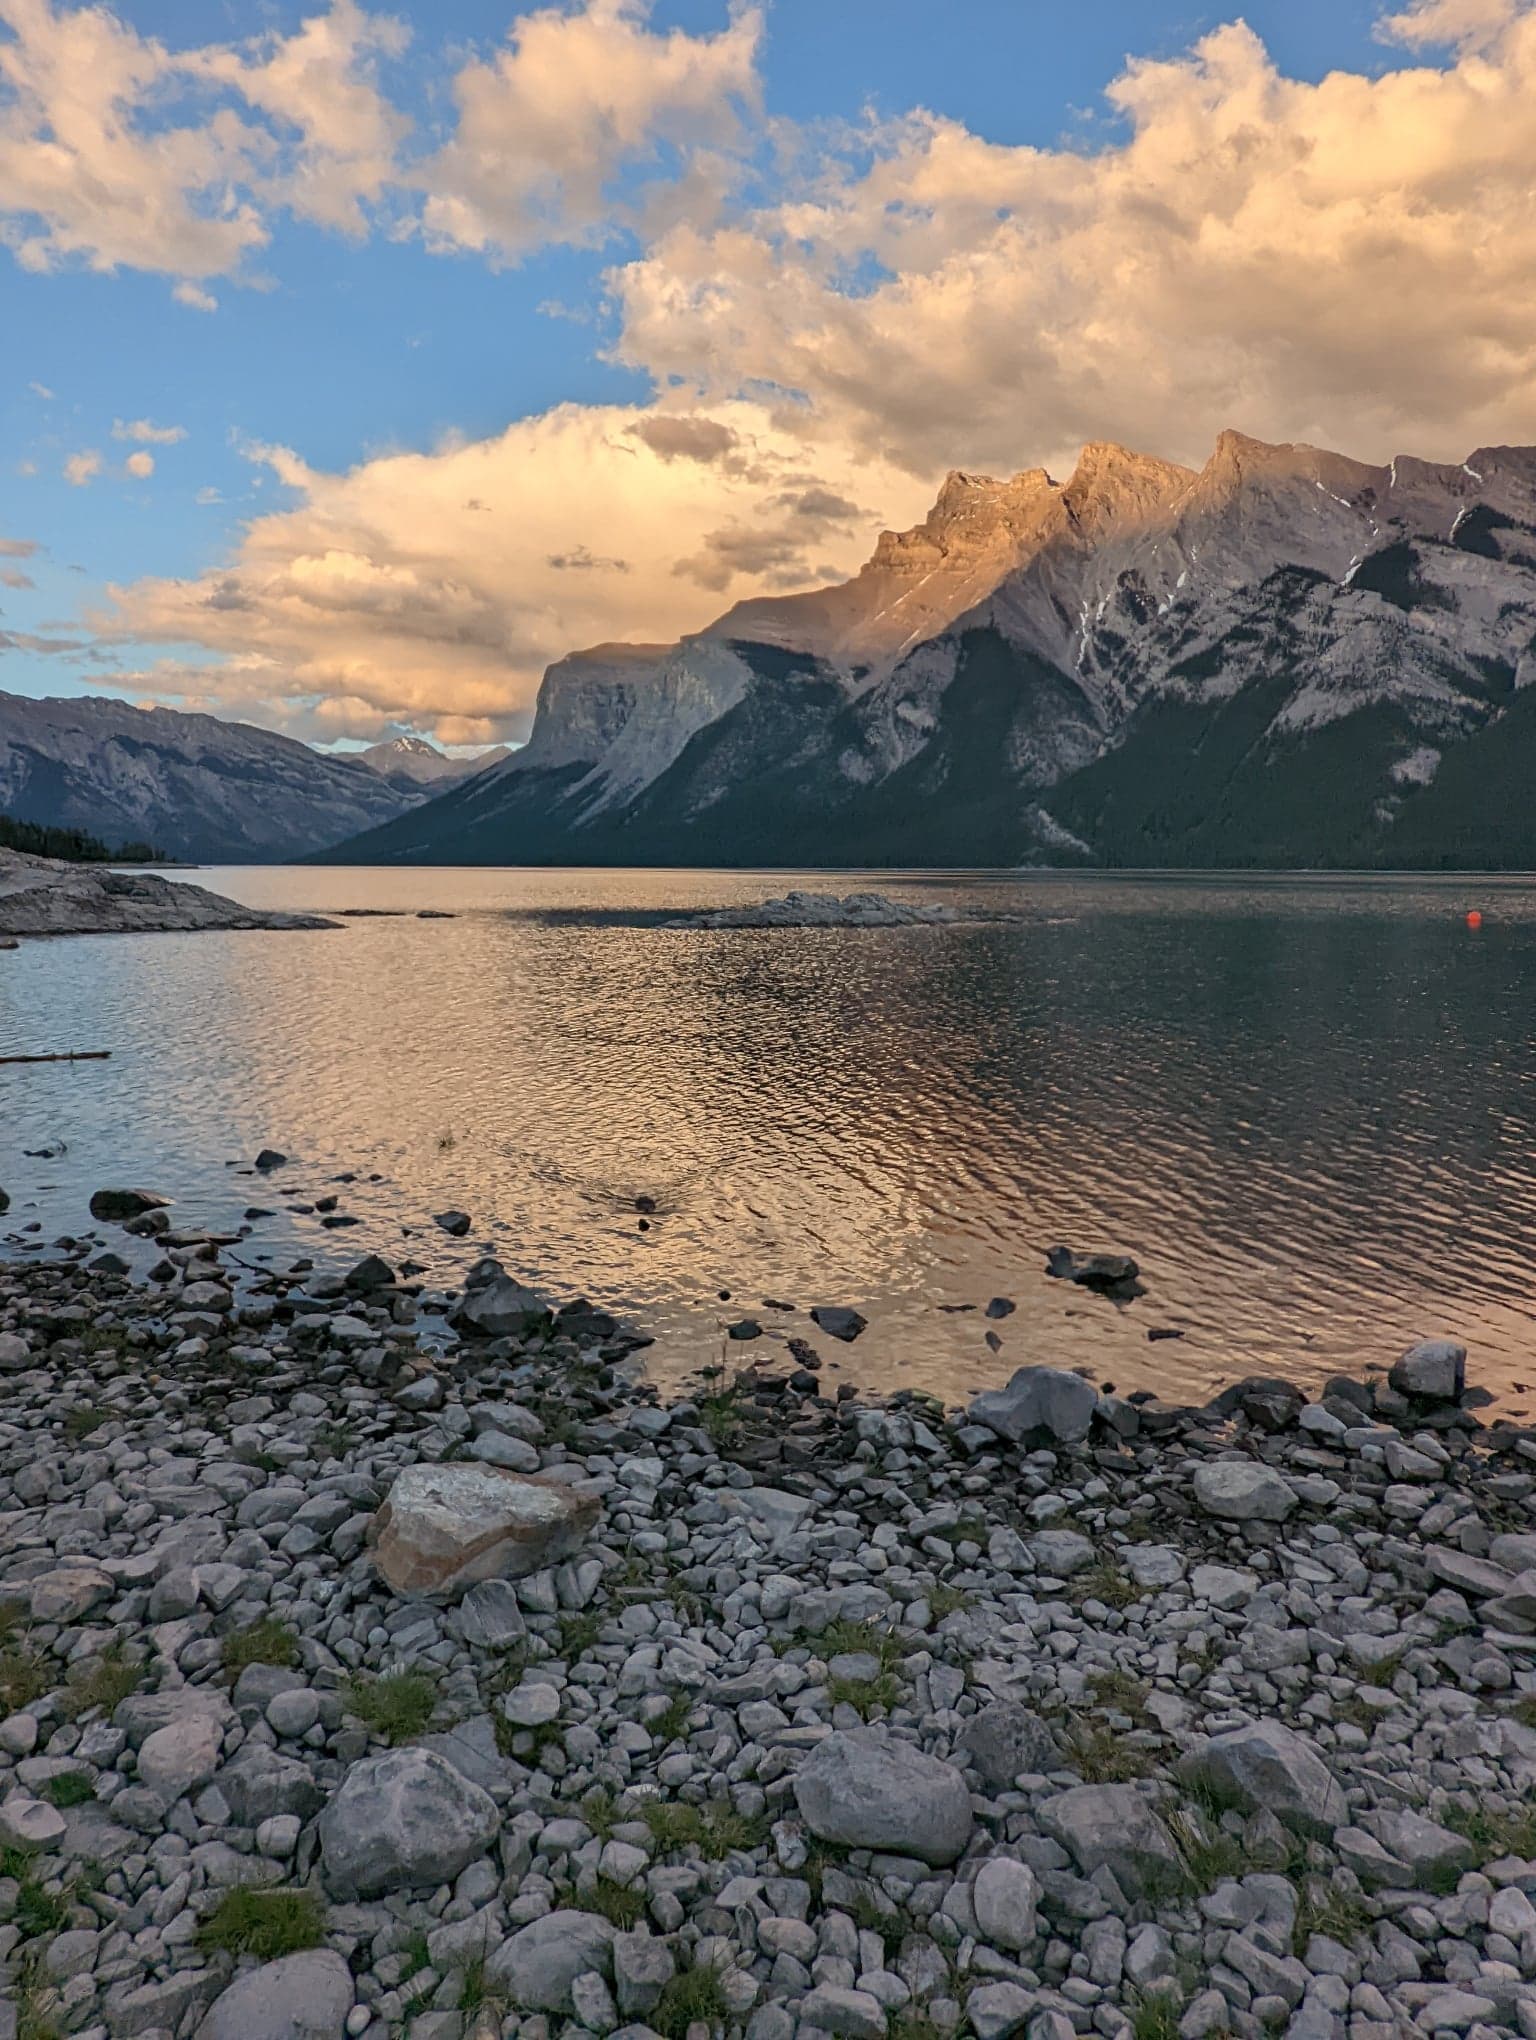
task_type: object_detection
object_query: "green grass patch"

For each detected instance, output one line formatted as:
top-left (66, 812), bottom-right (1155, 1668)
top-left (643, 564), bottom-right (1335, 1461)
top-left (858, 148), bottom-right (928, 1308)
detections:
top-left (0, 1637), bottom-right (49, 1714)
top-left (58, 1644), bottom-right (144, 1722)
top-left (1085, 1667), bottom-right (1152, 1721)
top-left (62, 1406), bottom-right (111, 1442)
top-left (1442, 1799), bottom-right (1536, 1862)
top-left (641, 1799), bottom-right (767, 1860)
top-left (42, 1772), bottom-right (95, 1810)
top-left (928, 1584), bottom-right (975, 1620)
top-left (555, 1610), bottom-right (605, 1661)
top-left (1292, 1882), bottom-right (1371, 1956)
top-left (1077, 1560), bottom-right (1146, 1611)
top-left (576, 1875), bottom-right (646, 1929)
top-left (818, 1620), bottom-right (903, 1670)
top-left (399, 1928), bottom-right (432, 1980)
top-left (847, 1887), bottom-right (904, 1959)
top-left (580, 1788), bottom-right (620, 1841)
top-left (1357, 1653), bottom-right (1406, 1689)
top-left (1059, 1719), bottom-right (1159, 1784)
top-left (0, 1852), bottom-right (73, 1941)
top-left (456, 1955), bottom-right (506, 2019)
top-left (827, 1670), bottom-right (901, 1720)
top-left (220, 1617), bottom-right (301, 1678)
top-left (196, 1886), bottom-right (327, 1960)
top-left (649, 1691), bottom-right (695, 1746)
top-left (344, 1669), bottom-right (439, 1744)
top-left (652, 1961), bottom-right (729, 2040)
top-left (1509, 1695), bottom-right (1536, 1731)
top-left (1169, 1809), bottom-right (1245, 1892)
top-left (1127, 1992), bottom-right (1183, 2040)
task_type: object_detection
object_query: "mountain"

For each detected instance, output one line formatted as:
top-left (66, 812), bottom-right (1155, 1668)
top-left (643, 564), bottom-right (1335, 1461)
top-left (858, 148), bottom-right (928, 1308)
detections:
top-left (0, 691), bottom-right (429, 862)
top-left (326, 429), bottom-right (1536, 870)
top-left (355, 735), bottom-right (511, 791)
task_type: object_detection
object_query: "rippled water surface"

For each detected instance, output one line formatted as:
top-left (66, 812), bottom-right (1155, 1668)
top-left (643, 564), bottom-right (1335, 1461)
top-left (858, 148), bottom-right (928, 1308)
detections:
top-left (4, 866), bottom-right (1536, 1411)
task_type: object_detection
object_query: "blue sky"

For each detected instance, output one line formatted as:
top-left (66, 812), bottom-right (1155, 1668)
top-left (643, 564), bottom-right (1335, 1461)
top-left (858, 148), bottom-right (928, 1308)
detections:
top-left (0, 0), bottom-right (1526, 745)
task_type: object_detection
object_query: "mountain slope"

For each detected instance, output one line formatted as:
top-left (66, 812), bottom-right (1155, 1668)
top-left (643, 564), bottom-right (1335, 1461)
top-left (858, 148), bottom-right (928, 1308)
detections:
top-left (0, 692), bottom-right (427, 862)
top-left (328, 430), bottom-right (1536, 870)
top-left (355, 735), bottom-right (510, 792)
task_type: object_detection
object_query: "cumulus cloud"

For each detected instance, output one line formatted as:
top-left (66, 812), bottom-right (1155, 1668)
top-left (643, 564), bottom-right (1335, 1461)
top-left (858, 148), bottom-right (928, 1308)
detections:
top-left (418, 0), bottom-right (761, 262)
top-left (0, 536), bottom-right (38, 557)
top-left (63, 449), bottom-right (100, 486)
top-left (611, 10), bottom-right (1536, 474)
top-left (112, 418), bottom-right (185, 444)
top-left (626, 414), bottom-right (741, 462)
top-left (95, 401), bottom-right (929, 743)
top-left (124, 450), bottom-right (154, 478)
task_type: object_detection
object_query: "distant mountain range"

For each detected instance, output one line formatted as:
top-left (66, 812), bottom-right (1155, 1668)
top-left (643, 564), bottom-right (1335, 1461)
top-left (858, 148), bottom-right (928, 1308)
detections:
top-left (328, 429), bottom-right (1536, 870)
top-left (0, 693), bottom-right (501, 862)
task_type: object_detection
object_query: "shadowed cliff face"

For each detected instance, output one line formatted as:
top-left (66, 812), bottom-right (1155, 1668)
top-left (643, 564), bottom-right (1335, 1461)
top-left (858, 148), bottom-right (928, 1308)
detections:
top-left (0, 692), bottom-right (434, 863)
top-left (328, 430), bottom-right (1536, 870)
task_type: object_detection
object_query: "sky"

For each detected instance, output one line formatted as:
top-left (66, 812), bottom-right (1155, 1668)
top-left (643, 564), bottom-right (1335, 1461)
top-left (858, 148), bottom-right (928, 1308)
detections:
top-left (1, 0), bottom-right (1534, 749)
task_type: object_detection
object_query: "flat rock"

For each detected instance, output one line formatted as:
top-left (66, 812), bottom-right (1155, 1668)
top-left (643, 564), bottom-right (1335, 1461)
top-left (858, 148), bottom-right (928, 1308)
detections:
top-left (195, 1950), bottom-right (353, 2040)
top-left (318, 1747), bottom-right (500, 1896)
top-left (487, 1909), bottom-right (616, 2012)
top-left (0, 849), bottom-right (335, 937)
top-left (371, 1461), bottom-right (599, 1597)
top-left (811, 1306), bottom-right (867, 1343)
top-left (88, 1189), bottom-right (170, 1222)
top-left (1388, 1338), bottom-right (1466, 1402)
top-left (1037, 1783), bottom-right (1181, 1896)
top-left (1181, 1721), bottom-right (1345, 1833)
top-left (1192, 1461), bottom-right (1298, 1522)
top-left (453, 1274), bottom-right (554, 1339)
top-left (794, 1727), bottom-right (972, 1865)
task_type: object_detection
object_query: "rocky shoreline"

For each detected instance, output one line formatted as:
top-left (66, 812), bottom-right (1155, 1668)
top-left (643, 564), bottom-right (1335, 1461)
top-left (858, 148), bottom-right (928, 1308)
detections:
top-left (0, 851), bottom-right (336, 939)
top-left (2, 1211), bottom-right (1536, 2040)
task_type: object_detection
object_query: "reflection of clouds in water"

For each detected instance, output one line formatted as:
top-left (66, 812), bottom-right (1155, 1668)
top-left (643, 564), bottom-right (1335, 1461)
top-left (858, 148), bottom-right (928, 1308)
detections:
top-left (3, 867), bottom-right (1535, 1408)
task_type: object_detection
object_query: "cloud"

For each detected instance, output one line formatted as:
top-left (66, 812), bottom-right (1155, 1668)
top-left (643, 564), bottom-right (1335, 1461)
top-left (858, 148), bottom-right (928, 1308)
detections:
top-left (0, 0), bottom-right (405, 289)
top-left (418, 0), bottom-right (761, 261)
top-left (610, 11), bottom-right (1536, 475)
top-left (627, 414), bottom-right (741, 463)
top-left (96, 399), bottom-right (930, 743)
top-left (173, 282), bottom-right (218, 312)
top-left (195, 486), bottom-right (223, 505)
top-left (0, 536), bottom-right (37, 557)
top-left (26, 378), bottom-right (51, 397)
top-left (0, 569), bottom-right (32, 588)
top-left (63, 449), bottom-right (100, 486)
top-left (124, 450), bottom-right (154, 478)
top-left (113, 418), bottom-right (185, 444)
top-left (1379, 0), bottom-right (1523, 49)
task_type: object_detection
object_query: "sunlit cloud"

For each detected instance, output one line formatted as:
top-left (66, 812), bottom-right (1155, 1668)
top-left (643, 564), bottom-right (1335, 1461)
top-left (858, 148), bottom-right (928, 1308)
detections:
top-left (123, 450), bottom-right (154, 478)
top-left (112, 418), bottom-right (185, 444)
top-left (63, 449), bottom-right (101, 486)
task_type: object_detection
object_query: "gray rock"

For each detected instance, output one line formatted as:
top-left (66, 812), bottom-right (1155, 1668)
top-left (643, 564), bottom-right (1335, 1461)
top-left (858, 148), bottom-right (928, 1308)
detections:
top-left (800, 1987), bottom-right (887, 2038)
top-left (371, 1460), bottom-right (599, 1597)
top-left (1192, 1461), bottom-right (1298, 1522)
top-left (88, 1188), bottom-right (170, 1221)
top-left (487, 1909), bottom-right (616, 2012)
top-left (966, 1366), bottom-right (1099, 1445)
top-left (1388, 1338), bottom-right (1466, 1401)
top-left (811, 1307), bottom-right (868, 1342)
top-left (434, 1210), bottom-right (473, 1236)
top-left (959, 1702), bottom-right (1061, 1789)
top-left (1181, 1722), bottom-right (1345, 1833)
top-left (318, 1748), bottom-right (500, 1896)
top-left (453, 1275), bottom-right (553, 1339)
top-left (1037, 1783), bottom-right (1181, 1896)
top-left (195, 1950), bottom-right (353, 2039)
top-left (972, 1856), bottom-right (1040, 1951)
top-left (451, 1578), bottom-right (528, 1649)
top-left (966, 1983), bottom-right (1037, 2040)
top-left (794, 1728), bottom-right (973, 1865)
top-left (613, 1931), bottom-right (676, 2017)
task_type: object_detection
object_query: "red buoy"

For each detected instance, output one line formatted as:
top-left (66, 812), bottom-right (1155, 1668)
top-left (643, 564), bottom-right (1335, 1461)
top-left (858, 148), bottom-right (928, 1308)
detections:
top-left (1466, 910), bottom-right (1484, 930)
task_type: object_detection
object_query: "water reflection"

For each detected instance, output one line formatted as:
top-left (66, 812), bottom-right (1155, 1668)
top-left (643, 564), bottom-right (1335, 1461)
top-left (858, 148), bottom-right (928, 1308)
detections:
top-left (2, 867), bottom-right (1534, 1408)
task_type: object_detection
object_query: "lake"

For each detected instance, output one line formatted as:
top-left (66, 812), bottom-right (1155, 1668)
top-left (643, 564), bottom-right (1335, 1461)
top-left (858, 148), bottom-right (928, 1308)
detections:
top-left (3, 865), bottom-right (1535, 1414)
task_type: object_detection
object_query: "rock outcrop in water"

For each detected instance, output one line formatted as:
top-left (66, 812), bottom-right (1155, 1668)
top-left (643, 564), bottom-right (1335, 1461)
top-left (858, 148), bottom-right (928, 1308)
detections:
top-left (2, 1206), bottom-right (1536, 2039)
top-left (0, 848), bottom-right (336, 936)
top-left (673, 891), bottom-right (969, 928)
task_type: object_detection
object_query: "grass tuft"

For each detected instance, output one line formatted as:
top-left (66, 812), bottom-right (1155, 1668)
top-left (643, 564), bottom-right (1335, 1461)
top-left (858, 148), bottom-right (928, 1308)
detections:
top-left (1059, 1719), bottom-right (1159, 1784)
top-left (196, 1886), bottom-right (327, 1960)
top-left (576, 1875), bottom-right (646, 1929)
top-left (344, 1669), bottom-right (439, 1744)
top-left (1441, 1798), bottom-right (1536, 1862)
top-left (57, 1643), bottom-right (144, 1722)
top-left (928, 1583), bottom-right (975, 1620)
top-left (827, 1670), bottom-right (901, 1720)
top-left (220, 1617), bottom-right (301, 1678)
top-left (649, 1691), bottom-right (695, 1746)
top-left (641, 1799), bottom-right (767, 1860)
top-left (1077, 1559), bottom-right (1147, 1610)
top-left (1293, 1882), bottom-right (1372, 1955)
top-left (652, 1960), bottom-right (729, 2040)
top-left (42, 1772), bottom-right (95, 1810)
top-left (1127, 1992), bottom-right (1182, 2040)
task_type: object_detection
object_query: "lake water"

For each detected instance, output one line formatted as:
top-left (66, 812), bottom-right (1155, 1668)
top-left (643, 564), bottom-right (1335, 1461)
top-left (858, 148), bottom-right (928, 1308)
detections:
top-left (4, 865), bottom-right (1536, 1414)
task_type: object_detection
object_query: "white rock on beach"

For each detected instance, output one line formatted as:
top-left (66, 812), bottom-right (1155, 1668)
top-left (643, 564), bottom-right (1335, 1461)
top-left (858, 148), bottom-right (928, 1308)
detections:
top-left (370, 1460), bottom-right (599, 1595)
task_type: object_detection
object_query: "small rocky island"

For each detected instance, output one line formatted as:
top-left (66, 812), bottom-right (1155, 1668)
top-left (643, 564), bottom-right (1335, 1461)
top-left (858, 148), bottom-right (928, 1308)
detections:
top-left (0, 850), bottom-right (336, 938)
top-left (673, 892), bottom-right (981, 929)
top-left (1, 1201), bottom-right (1535, 2040)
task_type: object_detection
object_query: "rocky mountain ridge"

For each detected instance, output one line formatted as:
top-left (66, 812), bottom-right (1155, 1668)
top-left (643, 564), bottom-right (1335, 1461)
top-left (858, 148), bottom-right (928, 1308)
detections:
top-left (355, 735), bottom-right (509, 792)
top-left (0, 693), bottom-right (441, 863)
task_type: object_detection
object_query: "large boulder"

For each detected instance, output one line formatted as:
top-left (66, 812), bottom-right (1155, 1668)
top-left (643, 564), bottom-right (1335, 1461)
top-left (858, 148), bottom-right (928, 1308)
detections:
top-left (971, 1857), bottom-right (1041, 1952)
top-left (453, 1273), bottom-right (553, 1340)
top-left (1207, 1377), bottom-right (1305, 1433)
top-left (1389, 1339), bottom-right (1466, 1402)
top-left (195, 1950), bottom-right (353, 2040)
top-left (1037, 1783), bottom-right (1181, 1897)
top-left (371, 1461), bottom-right (598, 1597)
top-left (1180, 1721), bottom-right (1345, 1833)
top-left (487, 1909), bottom-right (616, 2012)
top-left (318, 1748), bottom-right (500, 1896)
top-left (1192, 1461), bottom-right (1297, 1523)
top-left (794, 1728), bottom-right (973, 1865)
top-left (966, 1367), bottom-right (1098, 1445)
